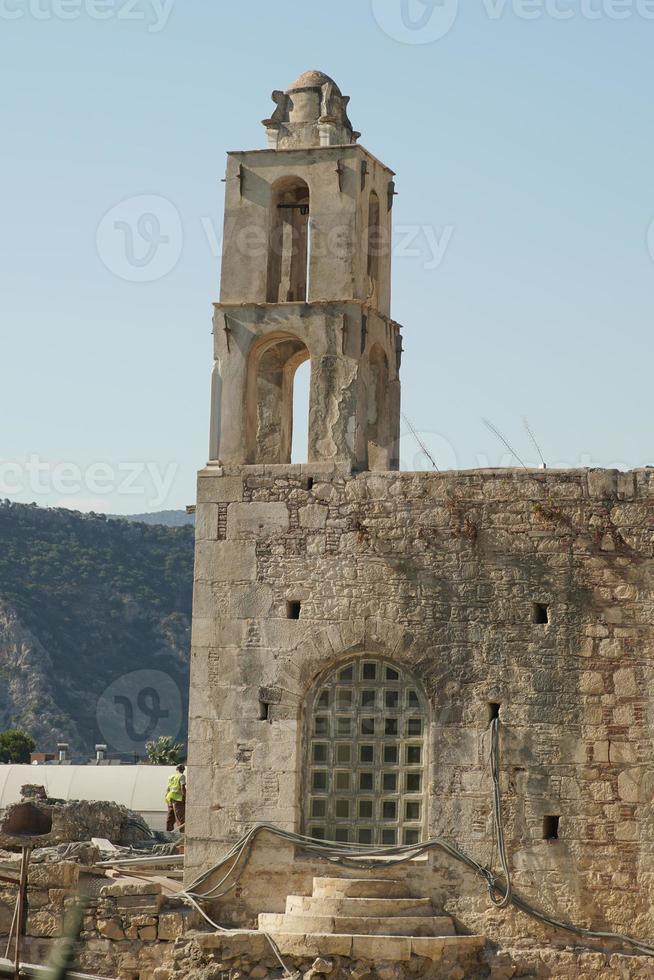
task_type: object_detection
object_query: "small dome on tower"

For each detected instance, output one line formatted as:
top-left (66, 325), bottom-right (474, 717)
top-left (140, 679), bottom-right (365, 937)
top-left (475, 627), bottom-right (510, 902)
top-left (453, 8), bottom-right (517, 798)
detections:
top-left (263, 70), bottom-right (360, 150)
top-left (287, 70), bottom-right (342, 94)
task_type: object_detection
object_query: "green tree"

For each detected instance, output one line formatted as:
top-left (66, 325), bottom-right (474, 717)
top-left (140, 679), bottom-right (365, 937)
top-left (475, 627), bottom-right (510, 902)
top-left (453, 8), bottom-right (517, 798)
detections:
top-left (0, 729), bottom-right (36, 764)
top-left (145, 735), bottom-right (184, 765)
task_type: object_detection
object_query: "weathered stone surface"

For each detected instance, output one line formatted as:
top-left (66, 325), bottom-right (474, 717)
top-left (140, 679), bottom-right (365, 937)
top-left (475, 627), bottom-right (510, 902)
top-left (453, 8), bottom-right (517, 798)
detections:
top-left (101, 879), bottom-right (163, 897)
top-left (187, 466), bottom-right (654, 950)
top-left (194, 541), bottom-right (257, 583)
top-left (0, 793), bottom-right (151, 851)
top-left (157, 911), bottom-right (187, 941)
top-left (28, 862), bottom-right (79, 890)
top-left (299, 504), bottom-right (329, 529)
top-left (227, 501), bottom-right (290, 538)
top-left (97, 918), bottom-right (125, 941)
top-left (26, 908), bottom-right (63, 937)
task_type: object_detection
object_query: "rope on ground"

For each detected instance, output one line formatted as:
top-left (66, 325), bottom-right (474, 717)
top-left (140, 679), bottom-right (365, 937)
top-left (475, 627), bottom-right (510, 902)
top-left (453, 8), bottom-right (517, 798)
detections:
top-left (177, 720), bottom-right (654, 959)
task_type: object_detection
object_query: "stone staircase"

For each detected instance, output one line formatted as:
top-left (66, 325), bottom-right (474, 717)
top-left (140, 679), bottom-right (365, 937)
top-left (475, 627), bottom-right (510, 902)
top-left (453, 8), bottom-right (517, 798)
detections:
top-left (257, 876), bottom-right (485, 963)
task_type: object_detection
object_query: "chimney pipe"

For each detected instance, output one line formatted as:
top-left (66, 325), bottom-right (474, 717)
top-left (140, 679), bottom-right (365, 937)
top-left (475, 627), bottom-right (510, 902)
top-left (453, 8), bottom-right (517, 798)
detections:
top-left (95, 744), bottom-right (107, 763)
top-left (57, 742), bottom-right (69, 763)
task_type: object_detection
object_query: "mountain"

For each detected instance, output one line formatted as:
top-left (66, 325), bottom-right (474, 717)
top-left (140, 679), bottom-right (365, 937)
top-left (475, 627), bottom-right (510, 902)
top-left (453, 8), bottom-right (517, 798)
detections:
top-left (0, 501), bottom-right (194, 758)
top-left (109, 510), bottom-right (195, 528)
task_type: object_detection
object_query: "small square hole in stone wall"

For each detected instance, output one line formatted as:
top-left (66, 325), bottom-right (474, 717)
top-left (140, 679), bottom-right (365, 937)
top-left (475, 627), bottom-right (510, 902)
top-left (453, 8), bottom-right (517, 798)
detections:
top-left (305, 477), bottom-right (314, 491)
top-left (286, 600), bottom-right (302, 620)
top-left (258, 701), bottom-right (270, 721)
top-left (543, 815), bottom-right (560, 840)
top-left (532, 603), bottom-right (550, 625)
top-left (488, 702), bottom-right (501, 723)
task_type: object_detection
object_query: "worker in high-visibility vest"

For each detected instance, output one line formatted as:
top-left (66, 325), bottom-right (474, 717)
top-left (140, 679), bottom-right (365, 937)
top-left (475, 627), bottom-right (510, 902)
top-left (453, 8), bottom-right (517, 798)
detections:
top-left (165, 763), bottom-right (186, 832)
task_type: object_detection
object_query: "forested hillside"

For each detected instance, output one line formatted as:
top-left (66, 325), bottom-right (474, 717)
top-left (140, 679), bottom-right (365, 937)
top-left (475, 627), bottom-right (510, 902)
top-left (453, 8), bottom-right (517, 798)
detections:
top-left (0, 501), bottom-right (194, 757)
top-left (109, 510), bottom-right (195, 527)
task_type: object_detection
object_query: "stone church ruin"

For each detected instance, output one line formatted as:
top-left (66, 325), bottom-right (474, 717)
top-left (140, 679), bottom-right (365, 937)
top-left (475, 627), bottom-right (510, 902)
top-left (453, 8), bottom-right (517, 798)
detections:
top-left (1, 68), bottom-right (652, 980)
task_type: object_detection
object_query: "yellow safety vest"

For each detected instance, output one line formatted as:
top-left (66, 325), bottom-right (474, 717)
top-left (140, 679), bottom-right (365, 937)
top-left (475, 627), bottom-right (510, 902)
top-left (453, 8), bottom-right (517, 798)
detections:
top-left (165, 772), bottom-right (184, 803)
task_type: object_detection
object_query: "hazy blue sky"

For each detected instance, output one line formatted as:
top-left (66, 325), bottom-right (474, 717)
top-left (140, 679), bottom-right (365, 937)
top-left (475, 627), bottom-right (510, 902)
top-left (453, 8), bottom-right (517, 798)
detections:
top-left (2, 0), bottom-right (652, 514)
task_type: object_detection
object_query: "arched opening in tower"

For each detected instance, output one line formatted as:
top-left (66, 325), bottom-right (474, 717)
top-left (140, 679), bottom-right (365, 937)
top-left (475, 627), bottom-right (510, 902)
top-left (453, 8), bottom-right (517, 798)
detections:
top-left (366, 343), bottom-right (390, 471)
top-left (291, 357), bottom-right (310, 464)
top-left (246, 334), bottom-right (311, 465)
top-left (366, 190), bottom-right (381, 306)
top-left (267, 177), bottom-right (311, 303)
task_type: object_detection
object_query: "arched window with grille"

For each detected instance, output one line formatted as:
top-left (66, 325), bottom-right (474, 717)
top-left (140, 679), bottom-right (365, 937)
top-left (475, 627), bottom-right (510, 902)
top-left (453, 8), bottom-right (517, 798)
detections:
top-left (304, 657), bottom-right (428, 846)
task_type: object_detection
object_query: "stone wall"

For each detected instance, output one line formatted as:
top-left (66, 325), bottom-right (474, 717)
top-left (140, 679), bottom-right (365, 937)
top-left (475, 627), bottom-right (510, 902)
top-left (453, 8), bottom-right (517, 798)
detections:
top-left (165, 935), bottom-right (654, 980)
top-left (2, 851), bottom-right (654, 977)
top-left (0, 862), bottom-right (194, 979)
top-left (186, 465), bottom-right (654, 949)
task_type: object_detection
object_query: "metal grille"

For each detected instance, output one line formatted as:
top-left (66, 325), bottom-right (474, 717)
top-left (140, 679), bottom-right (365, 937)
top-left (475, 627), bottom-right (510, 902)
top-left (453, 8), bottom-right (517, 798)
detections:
top-left (305, 658), bottom-right (427, 846)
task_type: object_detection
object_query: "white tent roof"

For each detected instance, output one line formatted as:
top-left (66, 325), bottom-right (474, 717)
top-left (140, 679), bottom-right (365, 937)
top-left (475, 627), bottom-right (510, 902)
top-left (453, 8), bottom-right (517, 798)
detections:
top-left (0, 764), bottom-right (174, 815)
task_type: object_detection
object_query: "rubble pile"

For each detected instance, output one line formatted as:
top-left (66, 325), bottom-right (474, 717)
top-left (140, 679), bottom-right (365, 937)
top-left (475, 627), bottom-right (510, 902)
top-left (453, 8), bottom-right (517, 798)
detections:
top-left (0, 784), bottom-right (153, 850)
top-left (0, 785), bottom-right (188, 978)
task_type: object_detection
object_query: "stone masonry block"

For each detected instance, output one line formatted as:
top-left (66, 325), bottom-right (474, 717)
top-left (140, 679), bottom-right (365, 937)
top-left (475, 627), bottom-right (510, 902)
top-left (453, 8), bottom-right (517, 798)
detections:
top-left (197, 474), bottom-right (244, 503)
top-left (587, 469), bottom-right (619, 499)
top-left (26, 909), bottom-right (64, 938)
top-left (195, 503), bottom-right (219, 540)
top-left (299, 504), bottom-right (329, 529)
top-left (195, 540), bottom-right (257, 582)
top-left (227, 501), bottom-right (290, 538)
top-left (230, 583), bottom-right (274, 618)
top-left (29, 863), bottom-right (79, 890)
top-left (101, 880), bottom-right (162, 897)
top-left (613, 668), bottom-right (637, 697)
top-left (157, 911), bottom-right (187, 941)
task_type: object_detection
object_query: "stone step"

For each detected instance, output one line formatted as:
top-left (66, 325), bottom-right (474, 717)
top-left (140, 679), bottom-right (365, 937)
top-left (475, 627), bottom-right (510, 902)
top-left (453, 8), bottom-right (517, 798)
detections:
top-left (312, 876), bottom-right (412, 899)
top-left (263, 932), bottom-right (486, 962)
top-left (286, 895), bottom-right (434, 917)
top-left (259, 912), bottom-right (456, 937)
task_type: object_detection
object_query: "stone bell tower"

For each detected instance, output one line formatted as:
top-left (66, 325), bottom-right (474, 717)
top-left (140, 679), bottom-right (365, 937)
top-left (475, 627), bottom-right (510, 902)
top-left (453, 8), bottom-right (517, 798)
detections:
top-left (185, 69), bottom-right (408, 885)
top-left (208, 69), bottom-right (403, 472)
